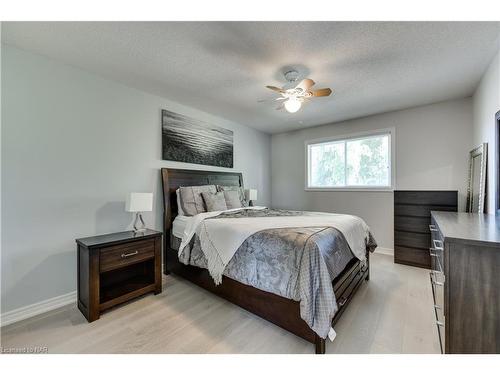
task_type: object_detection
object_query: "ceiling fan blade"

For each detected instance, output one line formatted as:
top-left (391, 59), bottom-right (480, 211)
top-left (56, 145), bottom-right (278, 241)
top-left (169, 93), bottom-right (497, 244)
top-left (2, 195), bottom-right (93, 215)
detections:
top-left (295, 79), bottom-right (315, 92)
top-left (258, 97), bottom-right (287, 103)
top-left (310, 88), bottom-right (332, 97)
top-left (266, 85), bottom-right (285, 93)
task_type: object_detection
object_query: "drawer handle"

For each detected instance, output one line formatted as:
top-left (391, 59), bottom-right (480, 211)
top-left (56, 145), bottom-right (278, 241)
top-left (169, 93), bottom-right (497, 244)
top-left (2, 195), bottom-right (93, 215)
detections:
top-left (430, 272), bottom-right (444, 286)
top-left (430, 246), bottom-right (443, 253)
top-left (121, 250), bottom-right (139, 258)
top-left (429, 249), bottom-right (444, 273)
top-left (429, 224), bottom-right (438, 232)
top-left (434, 304), bottom-right (442, 310)
top-left (431, 278), bottom-right (444, 287)
top-left (338, 297), bottom-right (347, 307)
top-left (436, 320), bottom-right (445, 327)
top-left (433, 239), bottom-right (444, 250)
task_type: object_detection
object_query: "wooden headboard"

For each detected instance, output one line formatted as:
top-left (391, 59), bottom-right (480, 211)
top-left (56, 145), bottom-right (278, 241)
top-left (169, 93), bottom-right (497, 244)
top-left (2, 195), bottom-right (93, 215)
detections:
top-left (160, 168), bottom-right (243, 232)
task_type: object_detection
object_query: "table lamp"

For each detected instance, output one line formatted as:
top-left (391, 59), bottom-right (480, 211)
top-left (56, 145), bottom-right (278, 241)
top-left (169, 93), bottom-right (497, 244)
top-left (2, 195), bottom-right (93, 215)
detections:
top-left (245, 189), bottom-right (258, 207)
top-left (126, 192), bottom-right (153, 233)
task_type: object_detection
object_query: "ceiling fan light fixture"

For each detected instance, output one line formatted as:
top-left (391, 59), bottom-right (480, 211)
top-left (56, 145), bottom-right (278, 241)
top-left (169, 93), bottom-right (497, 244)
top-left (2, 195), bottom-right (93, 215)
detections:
top-left (284, 98), bottom-right (302, 113)
top-left (262, 73), bottom-right (332, 112)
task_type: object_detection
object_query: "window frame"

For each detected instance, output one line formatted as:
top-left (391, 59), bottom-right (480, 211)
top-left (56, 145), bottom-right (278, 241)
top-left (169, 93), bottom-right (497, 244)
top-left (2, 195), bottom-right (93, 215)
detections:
top-left (305, 128), bottom-right (396, 192)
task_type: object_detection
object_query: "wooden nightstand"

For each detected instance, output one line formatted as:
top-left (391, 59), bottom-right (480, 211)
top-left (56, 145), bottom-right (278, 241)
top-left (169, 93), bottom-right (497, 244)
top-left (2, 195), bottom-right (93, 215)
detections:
top-left (76, 229), bottom-right (162, 322)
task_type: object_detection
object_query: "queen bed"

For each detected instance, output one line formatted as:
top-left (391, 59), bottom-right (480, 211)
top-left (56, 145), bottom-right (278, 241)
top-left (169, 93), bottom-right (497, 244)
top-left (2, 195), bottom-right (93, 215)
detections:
top-left (161, 168), bottom-right (376, 353)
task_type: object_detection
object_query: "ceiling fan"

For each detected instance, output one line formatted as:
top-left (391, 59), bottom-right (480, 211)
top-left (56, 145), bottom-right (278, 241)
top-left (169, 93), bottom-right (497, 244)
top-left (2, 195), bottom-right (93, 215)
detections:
top-left (261, 69), bottom-right (333, 113)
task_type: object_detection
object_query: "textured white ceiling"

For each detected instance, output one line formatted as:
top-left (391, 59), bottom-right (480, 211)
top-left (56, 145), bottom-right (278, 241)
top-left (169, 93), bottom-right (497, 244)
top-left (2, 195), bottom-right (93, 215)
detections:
top-left (2, 22), bottom-right (499, 133)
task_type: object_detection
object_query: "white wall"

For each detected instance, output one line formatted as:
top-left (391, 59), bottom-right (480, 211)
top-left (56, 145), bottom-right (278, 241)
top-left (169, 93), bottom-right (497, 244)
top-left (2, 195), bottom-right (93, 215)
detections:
top-left (1, 45), bottom-right (271, 313)
top-left (272, 98), bottom-right (473, 249)
top-left (472, 50), bottom-right (500, 214)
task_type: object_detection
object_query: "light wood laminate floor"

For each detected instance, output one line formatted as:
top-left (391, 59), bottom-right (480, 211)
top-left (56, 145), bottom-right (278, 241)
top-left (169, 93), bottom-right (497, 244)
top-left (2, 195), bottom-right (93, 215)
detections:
top-left (1, 253), bottom-right (440, 354)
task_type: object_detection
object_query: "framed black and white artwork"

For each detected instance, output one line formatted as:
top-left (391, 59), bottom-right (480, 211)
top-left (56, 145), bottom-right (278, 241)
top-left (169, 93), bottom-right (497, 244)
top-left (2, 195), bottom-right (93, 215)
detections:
top-left (161, 109), bottom-right (234, 168)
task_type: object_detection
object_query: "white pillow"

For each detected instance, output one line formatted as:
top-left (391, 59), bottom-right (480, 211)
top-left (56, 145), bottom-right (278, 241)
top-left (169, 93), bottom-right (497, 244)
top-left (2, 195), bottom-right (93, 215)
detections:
top-left (176, 189), bottom-right (185, 216)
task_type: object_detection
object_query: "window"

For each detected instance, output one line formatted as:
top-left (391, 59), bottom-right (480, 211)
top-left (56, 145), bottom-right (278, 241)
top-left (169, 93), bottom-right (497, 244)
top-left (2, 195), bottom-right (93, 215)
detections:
top-left (306, 130), bottom-right (394, 190)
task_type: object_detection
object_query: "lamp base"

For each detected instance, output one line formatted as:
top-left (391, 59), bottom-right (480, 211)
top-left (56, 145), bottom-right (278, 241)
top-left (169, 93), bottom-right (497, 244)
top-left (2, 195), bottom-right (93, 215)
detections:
top-left (133, 212), bottom-right (146, 233)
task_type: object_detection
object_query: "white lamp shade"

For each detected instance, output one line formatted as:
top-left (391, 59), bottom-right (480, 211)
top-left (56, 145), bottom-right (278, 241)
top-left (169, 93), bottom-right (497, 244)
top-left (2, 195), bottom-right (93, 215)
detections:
top-left (126, 192), bottom-right (153, 212)
top-left (245, 189), bottom-right (258, 201)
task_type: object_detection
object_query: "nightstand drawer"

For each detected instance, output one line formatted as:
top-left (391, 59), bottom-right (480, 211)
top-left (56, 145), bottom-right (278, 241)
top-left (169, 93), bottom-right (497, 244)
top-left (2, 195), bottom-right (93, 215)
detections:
top-left (100, 239), bottom-right (155, 272)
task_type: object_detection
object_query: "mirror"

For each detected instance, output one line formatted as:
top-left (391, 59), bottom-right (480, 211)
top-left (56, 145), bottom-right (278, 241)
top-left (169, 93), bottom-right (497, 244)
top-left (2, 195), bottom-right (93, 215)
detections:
top-left (466, 143), bottom-right (488, 213)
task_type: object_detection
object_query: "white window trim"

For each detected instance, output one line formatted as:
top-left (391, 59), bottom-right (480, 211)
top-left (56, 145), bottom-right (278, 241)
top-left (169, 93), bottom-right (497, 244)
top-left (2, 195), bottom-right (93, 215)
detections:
top-left (304, 127), bottom-right (396, 192)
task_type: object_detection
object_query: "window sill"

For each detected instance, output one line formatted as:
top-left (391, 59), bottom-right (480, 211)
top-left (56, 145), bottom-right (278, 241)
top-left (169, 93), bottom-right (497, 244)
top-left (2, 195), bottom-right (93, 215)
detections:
top-left (305, 187), bottom-right (394, 192)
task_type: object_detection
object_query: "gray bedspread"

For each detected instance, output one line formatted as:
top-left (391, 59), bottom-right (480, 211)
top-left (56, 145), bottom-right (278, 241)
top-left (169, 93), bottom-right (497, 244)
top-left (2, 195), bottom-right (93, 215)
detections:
top-left (174, 208), bottom-right (377, 338)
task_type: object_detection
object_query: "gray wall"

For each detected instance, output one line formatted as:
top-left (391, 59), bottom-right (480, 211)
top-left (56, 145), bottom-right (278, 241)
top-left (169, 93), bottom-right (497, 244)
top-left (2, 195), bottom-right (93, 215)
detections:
top-left (272, 98), bottom-right (473, 249)
top-left (472, 50), bottom-right (500, 214)
top-left (1, 45), bottom-right (271, 313)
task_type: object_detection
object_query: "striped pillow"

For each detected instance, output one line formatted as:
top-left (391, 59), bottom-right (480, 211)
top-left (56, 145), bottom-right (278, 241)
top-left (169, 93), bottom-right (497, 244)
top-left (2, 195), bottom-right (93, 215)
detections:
top-left (179, 185), bottom-right (217, 216)
top-left (217, 185), bottom-right (248, 207)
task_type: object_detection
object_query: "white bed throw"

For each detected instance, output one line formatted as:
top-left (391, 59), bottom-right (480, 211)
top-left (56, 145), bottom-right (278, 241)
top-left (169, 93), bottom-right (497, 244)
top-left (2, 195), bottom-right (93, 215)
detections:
top-left (179, 208), bottom-right (371, 285)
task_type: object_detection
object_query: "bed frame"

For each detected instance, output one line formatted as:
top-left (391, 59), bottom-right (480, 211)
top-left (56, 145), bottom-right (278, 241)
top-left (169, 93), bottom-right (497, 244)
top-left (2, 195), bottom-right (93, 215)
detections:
top-left (161, 168), bottom-right (370, 354)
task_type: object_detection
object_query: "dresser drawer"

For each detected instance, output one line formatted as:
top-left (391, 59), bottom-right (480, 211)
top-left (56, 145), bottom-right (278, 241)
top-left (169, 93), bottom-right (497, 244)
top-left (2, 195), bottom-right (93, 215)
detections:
top-left (395, 231), bottom-right (431, 249)
top-left (394, 191), bottom-right (457, 206)
top-left (394, 246), bottom-right (431, 268)
top-left (430, 270), bottom-right (446, 353)
top-left (429, 224), bottom-right (445, 274)
top-left (395, 204), bottom-right (457, 218)
top-left (100, 239), bottom-right (155, 272)
top-left (429, 219), bottom-right (444, 242)
top-left (394, 216), bottom-right (430, 233)
top-left (430, 250), bottom-right (443, 274)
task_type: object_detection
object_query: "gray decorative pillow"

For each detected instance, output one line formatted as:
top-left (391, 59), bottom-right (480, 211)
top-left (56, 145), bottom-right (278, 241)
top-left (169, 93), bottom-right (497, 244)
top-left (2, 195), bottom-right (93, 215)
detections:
top-left (223, 190), bottom-right (242, 209)
top-left (179, 185), bottom-right (217, 216)
top-left (217, 185), bottom-right (248, 207)
top-left (201, 192), bottom-right (228, 212)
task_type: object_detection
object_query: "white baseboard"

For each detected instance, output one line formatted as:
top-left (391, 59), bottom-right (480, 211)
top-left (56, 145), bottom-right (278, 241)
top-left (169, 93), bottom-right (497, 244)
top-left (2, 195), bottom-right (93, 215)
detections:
top-left (1, 291), bottom-right (77, 327)
top-left (375, 247), bottom-right (394, 256)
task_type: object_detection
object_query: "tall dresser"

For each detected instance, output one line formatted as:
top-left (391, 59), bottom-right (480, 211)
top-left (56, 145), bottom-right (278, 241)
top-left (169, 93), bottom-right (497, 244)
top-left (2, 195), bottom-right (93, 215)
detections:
top-left (394, 191), bottom-right (458, 268)
top-left (430, 212), bottom-right (500, 353)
